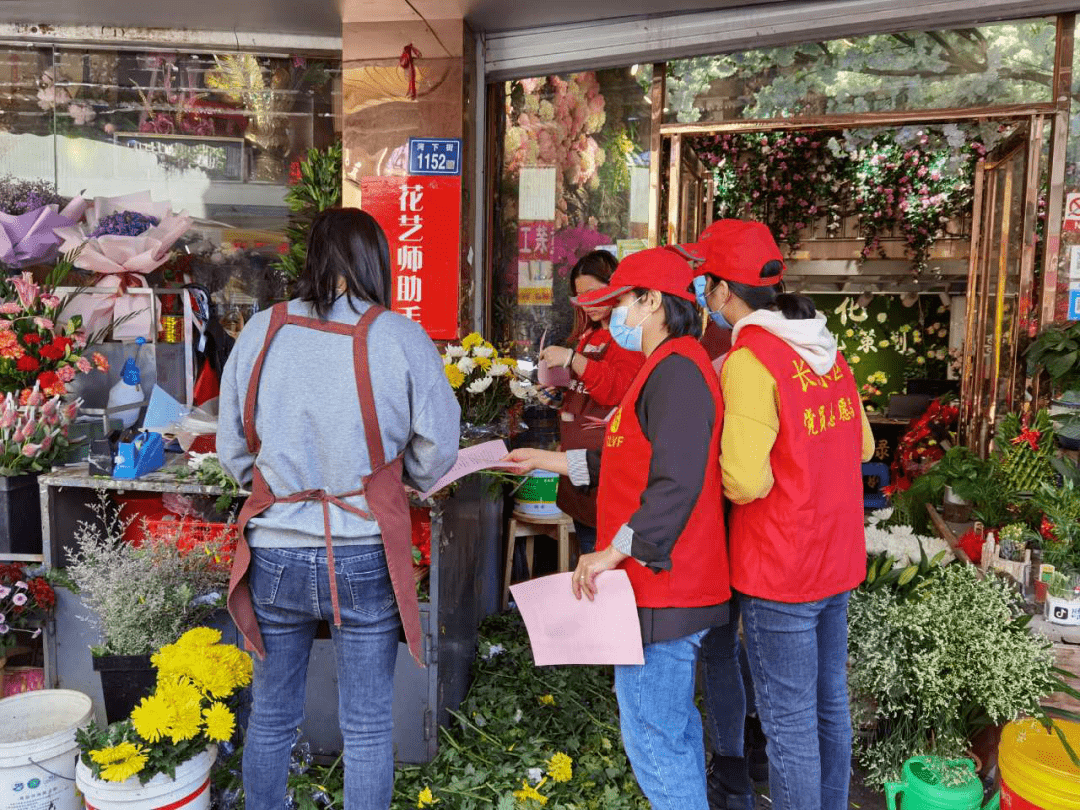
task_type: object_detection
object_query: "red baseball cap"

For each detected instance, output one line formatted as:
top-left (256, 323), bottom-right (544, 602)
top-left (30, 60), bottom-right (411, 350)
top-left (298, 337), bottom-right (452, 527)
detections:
top-left (571, 247), bottom-right (697, 306)
top-left (671, 219), bottom-right (785, 287)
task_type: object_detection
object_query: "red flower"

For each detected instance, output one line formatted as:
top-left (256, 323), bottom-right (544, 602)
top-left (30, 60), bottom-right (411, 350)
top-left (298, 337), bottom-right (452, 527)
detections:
top-left (15, 355), bottom-right (39, 372)
top-left (26, 577), bottom-right (55, 610)
top-left (36, 371), bottom-right (65, 397)
top-left (38, 344), bottom-right (65, 361)
top-left (51, 336), bottom-right (72, 353)
top-left (21, 334), bottom-right (41, 345)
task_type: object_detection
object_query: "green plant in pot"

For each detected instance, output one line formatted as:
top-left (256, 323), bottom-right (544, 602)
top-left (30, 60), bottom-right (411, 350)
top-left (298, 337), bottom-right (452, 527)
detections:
top-left (273, 143), bottom-right (342, 292)
top-left (64, 495), bottom-right (232, 723)
top-left (1025, 322), bottom-right (1080, 447)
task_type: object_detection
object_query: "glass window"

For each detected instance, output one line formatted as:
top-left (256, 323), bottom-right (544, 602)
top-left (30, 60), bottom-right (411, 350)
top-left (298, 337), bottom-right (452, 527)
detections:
top-left (493, 66), bottom-right (653, 350)
top-left (664, 18), bottom-right (1056, 124)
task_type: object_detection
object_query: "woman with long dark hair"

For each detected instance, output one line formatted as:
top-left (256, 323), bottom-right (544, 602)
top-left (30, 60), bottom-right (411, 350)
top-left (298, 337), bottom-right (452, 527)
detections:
top-left (217, 207), bottom-right (459, 810)
top-left (537, 250), bottom-right (644, 552)
top-left (682, 220), bottom-right (873, 810)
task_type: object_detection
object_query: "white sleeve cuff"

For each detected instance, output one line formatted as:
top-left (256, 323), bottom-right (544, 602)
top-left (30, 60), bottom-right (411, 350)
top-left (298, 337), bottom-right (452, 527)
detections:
top-left (566, 449), bottom-right (591, 487)
top-left (612, 523), bottom-right (634, 556)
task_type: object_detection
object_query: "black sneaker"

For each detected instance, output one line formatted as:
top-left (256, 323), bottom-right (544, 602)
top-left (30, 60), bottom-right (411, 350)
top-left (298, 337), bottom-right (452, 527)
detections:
top-left (707, 756), bottom-right (753, 810)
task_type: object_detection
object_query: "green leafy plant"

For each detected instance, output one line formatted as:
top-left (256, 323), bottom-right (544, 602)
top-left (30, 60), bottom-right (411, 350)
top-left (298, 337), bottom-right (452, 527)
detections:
top-left (273, 144), bottom-right (343, 288)
top-left (1026, 321), bottom-right (1080, 398)
top-left (64, 495), bottom-right (230, 656)
top-left (993, 410), bottom-right (1056, 494)
top-left (849, 561), bottom-right (1080, 788)
top-left (174, 452), bottom-right (241, 512)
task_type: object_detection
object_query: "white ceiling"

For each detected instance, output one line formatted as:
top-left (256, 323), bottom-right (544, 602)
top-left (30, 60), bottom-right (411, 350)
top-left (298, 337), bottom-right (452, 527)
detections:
top-left (0, 0), bottom-right (781, 37)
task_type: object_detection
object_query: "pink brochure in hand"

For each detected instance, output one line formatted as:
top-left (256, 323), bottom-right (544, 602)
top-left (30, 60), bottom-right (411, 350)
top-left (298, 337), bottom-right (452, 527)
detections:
top-left (510, 570), bottom-right (644, 666)
top-left (537, 359), bottom-right (572, 388)
top-left (418, 440), bottom-right (517, 499)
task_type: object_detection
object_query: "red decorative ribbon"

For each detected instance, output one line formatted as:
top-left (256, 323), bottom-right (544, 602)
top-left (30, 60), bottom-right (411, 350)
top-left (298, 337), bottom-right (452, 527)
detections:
top-left (400, 43), bottom-right (421, 100)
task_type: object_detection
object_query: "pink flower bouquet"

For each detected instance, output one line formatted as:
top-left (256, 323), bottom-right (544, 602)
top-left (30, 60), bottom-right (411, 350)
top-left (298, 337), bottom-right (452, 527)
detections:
top-left (0, 177), bottom-right (90, 269)
top-left (55, 191), bottom-right (192, 339)
top-left (0, 385), bottom-right (81, 476)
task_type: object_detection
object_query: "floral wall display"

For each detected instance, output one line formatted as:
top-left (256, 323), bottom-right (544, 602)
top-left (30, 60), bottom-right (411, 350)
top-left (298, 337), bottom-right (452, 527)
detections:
top-left (495, 67), bottom-right (652, 348)
top-left (694, 125), bottom-right (987, 274)
top-left (813, 294), bottom-right (953, 413)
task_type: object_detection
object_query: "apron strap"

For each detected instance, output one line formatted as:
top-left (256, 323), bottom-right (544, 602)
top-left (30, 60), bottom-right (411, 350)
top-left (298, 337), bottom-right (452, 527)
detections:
top-left (243, 302), bottom-right (289, 455)
top-left (353, 305), bottom-right (388, 468)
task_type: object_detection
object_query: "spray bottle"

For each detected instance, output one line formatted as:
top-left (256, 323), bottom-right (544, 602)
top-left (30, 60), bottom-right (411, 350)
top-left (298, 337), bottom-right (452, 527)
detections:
top-left (107, 337), bottom-right (146, 429)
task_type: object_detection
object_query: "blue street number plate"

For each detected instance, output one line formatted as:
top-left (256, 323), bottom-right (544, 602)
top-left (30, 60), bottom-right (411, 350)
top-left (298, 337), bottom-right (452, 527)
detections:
top-left (409, 138), bottom-right (462, 176)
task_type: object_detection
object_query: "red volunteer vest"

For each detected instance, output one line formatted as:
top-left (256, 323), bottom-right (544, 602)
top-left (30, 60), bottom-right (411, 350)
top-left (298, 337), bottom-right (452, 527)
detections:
top-left (724, 325), bottom-right (865, 603)
top-left (596, 336), bottom-right (730, 609)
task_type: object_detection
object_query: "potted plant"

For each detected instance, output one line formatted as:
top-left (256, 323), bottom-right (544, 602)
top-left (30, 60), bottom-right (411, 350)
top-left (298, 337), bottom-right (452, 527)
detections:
top-left (0, 563), bottom-right (56, 692)
top-left (65, 495), bottom-right (232, 722)
top-left (75, 627), bottom-right (251, 807)
top-left (1026, 322), bottom-right (1080, 447)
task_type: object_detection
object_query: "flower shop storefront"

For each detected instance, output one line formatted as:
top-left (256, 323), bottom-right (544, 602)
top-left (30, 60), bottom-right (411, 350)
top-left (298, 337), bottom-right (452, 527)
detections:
top-left (490, 14), bottom-right (1077, 461)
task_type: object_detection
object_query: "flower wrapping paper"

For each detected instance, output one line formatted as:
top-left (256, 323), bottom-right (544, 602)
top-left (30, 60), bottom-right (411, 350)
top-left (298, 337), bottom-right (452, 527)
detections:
top-left (55, 191), bottom-right (192, 339)
top-left (0, 197), bottom-right (91, 269)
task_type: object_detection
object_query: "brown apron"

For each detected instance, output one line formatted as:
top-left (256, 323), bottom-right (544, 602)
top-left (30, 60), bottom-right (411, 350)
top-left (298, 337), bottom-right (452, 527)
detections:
top-left (226, 302), bottom-right (425, 666)
top-left (556, 334), bottom-right (612, 527)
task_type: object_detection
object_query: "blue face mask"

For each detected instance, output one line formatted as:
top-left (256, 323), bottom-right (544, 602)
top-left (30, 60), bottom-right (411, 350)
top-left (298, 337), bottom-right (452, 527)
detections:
top-left (609, 296), bottom-right (647, 352)
top-left (694, 276), bottom-right (732, 330)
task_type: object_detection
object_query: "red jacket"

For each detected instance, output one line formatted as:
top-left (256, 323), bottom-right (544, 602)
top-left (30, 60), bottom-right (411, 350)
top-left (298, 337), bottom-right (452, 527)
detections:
top-left (596, 337), bottom-right (730, 609)
top-left (723, 326), bottom-right (866, 603)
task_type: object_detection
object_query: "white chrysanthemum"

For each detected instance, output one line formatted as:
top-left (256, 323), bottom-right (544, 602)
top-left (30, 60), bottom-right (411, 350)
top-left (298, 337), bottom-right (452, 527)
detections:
top-left (527, 768), bottom-right (544, 784)
top-left (467, 376), bottom-right (493, 394)
top-left (488, 362), bottom-right (510, 377)
top-left (446, 345), bottom-right (466, 359)
top-left (442, 353), bottom-right (452, 366)
top-left (472, 345), bottom-right (494, 358)
top-left (457, 357), bottom-right (477, 374)
top-left (510, 378), bottom-right (533, 399)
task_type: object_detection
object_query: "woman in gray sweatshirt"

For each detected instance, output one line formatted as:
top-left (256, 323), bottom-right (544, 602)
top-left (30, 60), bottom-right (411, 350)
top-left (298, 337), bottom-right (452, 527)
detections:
top-left (217, 207), bottom-right (459, 810)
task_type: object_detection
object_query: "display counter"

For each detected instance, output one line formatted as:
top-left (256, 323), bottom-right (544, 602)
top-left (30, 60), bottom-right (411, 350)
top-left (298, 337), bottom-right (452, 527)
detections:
top-left (39, 460), bottom-right (498, 763)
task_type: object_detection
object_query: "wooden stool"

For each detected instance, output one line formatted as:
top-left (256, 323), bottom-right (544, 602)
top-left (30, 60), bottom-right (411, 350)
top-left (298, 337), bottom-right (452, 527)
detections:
top-left (503, 510), bottom-right (576, 610)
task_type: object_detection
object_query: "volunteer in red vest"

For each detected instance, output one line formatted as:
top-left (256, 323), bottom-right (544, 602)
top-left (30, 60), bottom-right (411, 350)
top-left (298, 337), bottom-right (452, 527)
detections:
top-left (537, 250), bottom-right (645, 553)
top-left (681, 220), bottom-right (873, 810)
top-left (506, 247), bottom-right (730, 810)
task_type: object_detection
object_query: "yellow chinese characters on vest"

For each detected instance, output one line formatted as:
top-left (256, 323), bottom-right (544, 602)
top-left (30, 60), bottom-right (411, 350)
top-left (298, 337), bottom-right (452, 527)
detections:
top-left (789, 359), bottom-right (857, 438)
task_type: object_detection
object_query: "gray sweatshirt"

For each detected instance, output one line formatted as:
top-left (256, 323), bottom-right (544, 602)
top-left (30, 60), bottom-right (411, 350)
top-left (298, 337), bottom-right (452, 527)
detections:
top-left (217, 296), bottom-right (460, 548)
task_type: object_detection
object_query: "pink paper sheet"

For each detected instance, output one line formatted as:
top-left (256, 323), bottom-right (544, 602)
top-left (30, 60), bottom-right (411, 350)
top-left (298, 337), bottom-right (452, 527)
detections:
top-left (510, 571), bottom-right (645, 666)
top-left (418, 439), bottom-right (517, 499)
top-left (537, 359), bottom-right (572, 388)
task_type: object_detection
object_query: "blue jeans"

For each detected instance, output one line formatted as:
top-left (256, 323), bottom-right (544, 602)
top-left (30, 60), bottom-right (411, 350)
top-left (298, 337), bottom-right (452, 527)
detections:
top-left (740, 591), bottom-right (852, 810)
top-left (702, 598), bottom-right (756, 810)
top-left (242, 545), bottom-right (401, 810)
top-left (573, 520), bottom-right (597, 555)
top-left (615, 629), bottom-right (710, 810)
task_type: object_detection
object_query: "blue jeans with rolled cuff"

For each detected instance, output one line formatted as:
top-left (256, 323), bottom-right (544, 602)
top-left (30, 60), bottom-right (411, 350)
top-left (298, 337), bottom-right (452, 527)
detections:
top-left (740, 590), bottom-right (853, 810)
top-left (615, 628), bottom-right (711, 810)
top-left (241, 545), bottom-right (401, 810)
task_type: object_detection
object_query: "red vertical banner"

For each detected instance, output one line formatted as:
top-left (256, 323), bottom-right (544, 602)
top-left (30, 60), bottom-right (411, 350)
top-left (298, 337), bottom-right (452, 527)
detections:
top-left (360, 175), bottom-right (461, 340)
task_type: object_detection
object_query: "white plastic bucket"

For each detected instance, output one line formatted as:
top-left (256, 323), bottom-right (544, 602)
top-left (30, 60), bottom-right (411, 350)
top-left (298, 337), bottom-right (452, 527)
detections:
top-left (0, 689), bottom-right (93, 810)
top-left (75, 745), bottom-right (215, 810)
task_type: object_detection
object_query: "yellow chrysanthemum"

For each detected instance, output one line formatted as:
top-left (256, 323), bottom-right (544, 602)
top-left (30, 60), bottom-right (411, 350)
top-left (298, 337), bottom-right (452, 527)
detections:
top-left (417, 786), bottom-right (439, 807)
top-left (512, 778), bottom-right (549, 805)
top-left (154, 676), bottom-right (205, 743)
top-left (475, 356), bottom-right (492, 371)
top-left (90, 743), bottom-right (147, 783)
top-left (177, 627), bottom-right (222, 648)
top-left (131, 693), bottom-right (172, 743)
top-left (538, 694), bottom-right (555, 706)
top-left (202, 702), bottom-right (236, 742)
top-left (547, 751), bottom-right (573, 783)
top-left (154, 637), bottom-right (252, 699)
top-left (444, 364), bottom-right (465, 389)
top-left (461, 333), bottom-right (483, 350)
